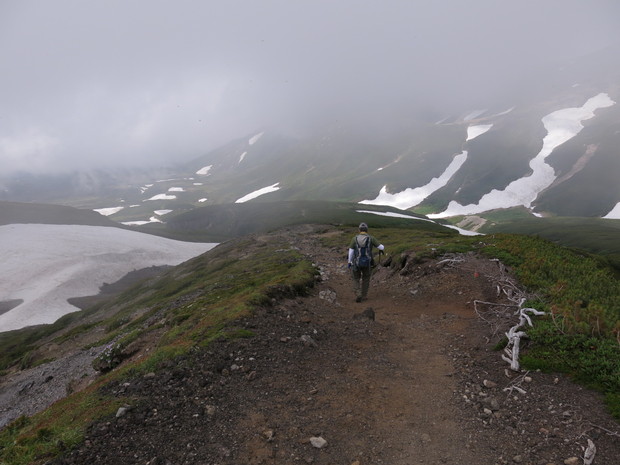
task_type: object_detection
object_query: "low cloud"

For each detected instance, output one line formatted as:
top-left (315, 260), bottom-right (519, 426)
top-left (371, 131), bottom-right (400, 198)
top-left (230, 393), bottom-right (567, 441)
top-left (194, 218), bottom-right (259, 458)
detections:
top-left (1, 0), bottom-right (619, 174)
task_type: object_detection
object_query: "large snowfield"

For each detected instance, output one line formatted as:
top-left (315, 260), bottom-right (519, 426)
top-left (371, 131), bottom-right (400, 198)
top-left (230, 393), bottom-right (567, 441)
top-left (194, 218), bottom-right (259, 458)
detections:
top-left (0, 224), bottom-right (216, 332)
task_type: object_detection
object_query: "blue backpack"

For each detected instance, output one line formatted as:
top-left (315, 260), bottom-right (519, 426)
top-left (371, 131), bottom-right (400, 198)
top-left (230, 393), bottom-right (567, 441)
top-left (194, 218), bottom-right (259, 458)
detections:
top-left (354, 235), bottom-right (372, 269)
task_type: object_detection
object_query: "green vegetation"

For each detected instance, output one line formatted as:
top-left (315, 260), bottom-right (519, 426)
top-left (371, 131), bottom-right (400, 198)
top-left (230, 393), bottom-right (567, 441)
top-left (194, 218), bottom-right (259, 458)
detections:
top-left (479, 216), bottom-right (620, 271)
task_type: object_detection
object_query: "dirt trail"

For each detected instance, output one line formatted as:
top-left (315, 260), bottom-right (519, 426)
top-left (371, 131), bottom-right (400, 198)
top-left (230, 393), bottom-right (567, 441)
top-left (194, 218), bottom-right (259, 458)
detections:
top-left (49, 226), bottom-right (620, 465)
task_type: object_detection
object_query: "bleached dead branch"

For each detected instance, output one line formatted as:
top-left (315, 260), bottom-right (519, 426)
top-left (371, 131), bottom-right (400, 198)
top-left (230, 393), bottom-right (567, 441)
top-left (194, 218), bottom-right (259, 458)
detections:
top-left (502, 371), bottom-right (530, 395)
top-left (583, 438), bottom-right (596, 465)
top-left (502, 305), bottom-right (546, 371)
top-left (474, 258), bottom-right (545, 371)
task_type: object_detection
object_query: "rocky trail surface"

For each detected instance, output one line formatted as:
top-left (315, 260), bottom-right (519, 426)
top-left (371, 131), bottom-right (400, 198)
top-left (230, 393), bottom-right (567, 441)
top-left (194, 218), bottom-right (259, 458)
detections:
top-left (5, 226), bottom-right (619, 465)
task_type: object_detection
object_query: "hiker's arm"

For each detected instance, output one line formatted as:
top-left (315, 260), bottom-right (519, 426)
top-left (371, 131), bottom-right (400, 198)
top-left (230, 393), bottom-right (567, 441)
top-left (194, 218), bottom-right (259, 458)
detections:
top-left (372, 237), bottom-right (385, 253)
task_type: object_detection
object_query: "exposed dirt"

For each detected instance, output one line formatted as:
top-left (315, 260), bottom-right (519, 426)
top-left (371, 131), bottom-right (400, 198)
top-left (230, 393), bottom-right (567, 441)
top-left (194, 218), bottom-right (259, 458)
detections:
top-left (6, 225), bottom-right (620, 465)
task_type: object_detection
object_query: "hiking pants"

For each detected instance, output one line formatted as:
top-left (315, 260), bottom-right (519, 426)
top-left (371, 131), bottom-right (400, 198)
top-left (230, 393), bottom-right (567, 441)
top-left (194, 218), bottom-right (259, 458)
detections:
top-left (351, 265), bottom-right (372, 299)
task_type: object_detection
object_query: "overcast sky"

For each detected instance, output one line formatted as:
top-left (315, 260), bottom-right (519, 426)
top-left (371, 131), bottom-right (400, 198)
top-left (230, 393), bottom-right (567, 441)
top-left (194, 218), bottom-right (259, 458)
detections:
top-left (1, 0), bottom-right (619, 174)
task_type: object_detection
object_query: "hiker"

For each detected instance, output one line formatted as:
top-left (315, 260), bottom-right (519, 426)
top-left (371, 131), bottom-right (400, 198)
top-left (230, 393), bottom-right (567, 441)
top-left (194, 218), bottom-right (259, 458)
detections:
top-left (348, 222), bottom-right (385, 302)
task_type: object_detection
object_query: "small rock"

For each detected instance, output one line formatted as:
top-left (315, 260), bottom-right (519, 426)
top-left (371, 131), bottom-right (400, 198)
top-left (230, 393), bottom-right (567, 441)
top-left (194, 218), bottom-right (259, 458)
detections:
top-left (246, 371), bottom-right (257, 381)
top-left (362, 307), bottom-right (375, 320)
top-left (524, 376), bottom-right (532, 383)
top-left (563, 458), bottom-right (579, 465)
top-left (512, 455), bottom-right (522, 463)
top-left (309, 436), bottom-right (328, 449)
top-left (483, 379), bottom-right (497, 388)
top-left (263, 430), bottom-right (275, 442)
top-left (300, 335), bottom-right (318, 347)
top-left (144, 372), bottom-right (156, 379)
top-left (280, 337), bottom-right (291, 343)
top-left (116, 407), bottom-right (128, 418)
top-left (420, 433), bottom-right (431, 443)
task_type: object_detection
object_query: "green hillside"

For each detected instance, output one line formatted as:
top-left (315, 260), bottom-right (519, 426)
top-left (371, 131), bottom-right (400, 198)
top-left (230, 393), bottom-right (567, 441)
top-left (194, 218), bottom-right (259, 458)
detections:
top-left (136, 200), bottom-right (449, 242)
top-left (0, 201), bottom-right (120, 227)
top-left (479, 215), bottom-right (620, 268)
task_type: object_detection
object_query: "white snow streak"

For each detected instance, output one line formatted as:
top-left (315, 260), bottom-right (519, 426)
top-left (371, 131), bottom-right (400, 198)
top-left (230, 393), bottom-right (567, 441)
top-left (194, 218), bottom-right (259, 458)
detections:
top-left (0, 224), bottom-right (216, 332)
top-left (356, 210), bottom-right (481, 236)
top-left (466, 124), bottom-right (493, 141)
top-left (464, 109), bottom-right (487, 121)
top-left (144, 194), bottom-right (177, 201)
top-left (168, 187), bottom-right (185, 192)
top-left (235, 183), bottom-right (280, 203)
top-left (249, 132), bottom-right (264, 145)
top-left (239, 151), bottom-right (247, 163)
top-left (603, 202), bottom-right (620, 219)
top-left (360, 152), bottom-right (468, 210)
top-left (430, 93), bottom-right (616, 218)
top-left (196, 165), bottom-right (212, 175)
top-left (154, 209), bottom-right (173, 215)
top-left (93, 206), bottom-right (124, 216)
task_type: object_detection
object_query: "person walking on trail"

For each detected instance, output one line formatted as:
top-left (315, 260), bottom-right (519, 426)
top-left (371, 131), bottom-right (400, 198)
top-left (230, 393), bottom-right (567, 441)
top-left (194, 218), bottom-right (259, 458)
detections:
top-left (348, 222), bottom-right (385, 302)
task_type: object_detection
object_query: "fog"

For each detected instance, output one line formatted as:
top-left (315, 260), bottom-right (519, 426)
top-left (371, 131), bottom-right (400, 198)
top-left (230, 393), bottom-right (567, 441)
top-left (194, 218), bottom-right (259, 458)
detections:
top-left (1, 0), bottom-right (619, 174)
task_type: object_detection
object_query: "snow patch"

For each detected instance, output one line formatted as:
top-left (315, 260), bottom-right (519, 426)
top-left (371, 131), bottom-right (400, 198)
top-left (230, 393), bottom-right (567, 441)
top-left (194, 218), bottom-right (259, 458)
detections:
top-left (154, 209), bottom-right (173, 216)
top-left (198, 198), bottom-right (208, 203)
top-left (93, 207), bottom-right (124, 216)
top-left (239, 151), bottom-right (248, 163)
top-left (235, 183), bottom-right (280, 203)
top-left (466, 124), bottom-right (493, 141)
top-left (356, 210), bottom-right (481, 236)
top-left (464, 110), bottom-right (487, 121)
top-left (249, 132), bottom-right (264, 145)
top-left (196, 165), bottom-right (212, 175)
top-left (168, 187), bottom-right (185, 192)
top-left (0, 224), bottom-right (216, 332)
top-left (360, 151), bottom-right (468, 210)
top-left (603, 202), bottom-right (620, 219)
top-left (430, 93), bottom-right (616, 218)
top-left (144, 194), bottom-right (177, 201)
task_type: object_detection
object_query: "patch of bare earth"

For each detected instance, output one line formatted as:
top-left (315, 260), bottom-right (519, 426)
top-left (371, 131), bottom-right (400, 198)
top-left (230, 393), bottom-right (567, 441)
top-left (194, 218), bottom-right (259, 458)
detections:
top-left (29, 226), bottom-right (620, 464)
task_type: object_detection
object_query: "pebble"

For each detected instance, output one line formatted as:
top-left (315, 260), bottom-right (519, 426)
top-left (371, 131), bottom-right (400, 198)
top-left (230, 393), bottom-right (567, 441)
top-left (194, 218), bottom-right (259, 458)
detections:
top-left (309, 436), bottom-right (328, 448)
top-left (300, 335), bottom-right (318, 347)
top-left (564, 458), bottom-right (579, 465)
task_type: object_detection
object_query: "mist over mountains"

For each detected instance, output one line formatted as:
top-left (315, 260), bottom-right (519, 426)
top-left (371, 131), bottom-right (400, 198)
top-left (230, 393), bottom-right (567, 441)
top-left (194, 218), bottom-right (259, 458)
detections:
top-left (1, 43), bottom-right (619, 222)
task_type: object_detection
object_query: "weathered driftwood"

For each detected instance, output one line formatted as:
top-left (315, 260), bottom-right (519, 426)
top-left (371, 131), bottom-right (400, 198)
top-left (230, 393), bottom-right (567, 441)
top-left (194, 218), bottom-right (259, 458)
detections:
top-left (472, 258), bottom-right (545, 372)
top-left (583, 438), bottom-right (596, 465)
top-left (502, 305), bottom-right (546, 371)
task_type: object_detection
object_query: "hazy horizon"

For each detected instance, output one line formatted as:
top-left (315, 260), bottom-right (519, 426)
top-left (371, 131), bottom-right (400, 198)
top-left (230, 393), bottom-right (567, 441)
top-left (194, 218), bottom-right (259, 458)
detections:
top-left (2, 0), bottom-right (620, 175)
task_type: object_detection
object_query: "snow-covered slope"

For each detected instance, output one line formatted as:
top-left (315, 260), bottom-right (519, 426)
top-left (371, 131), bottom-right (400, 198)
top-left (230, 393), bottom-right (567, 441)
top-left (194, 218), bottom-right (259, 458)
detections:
top-left (0, 224), bottom-right (216, 332)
